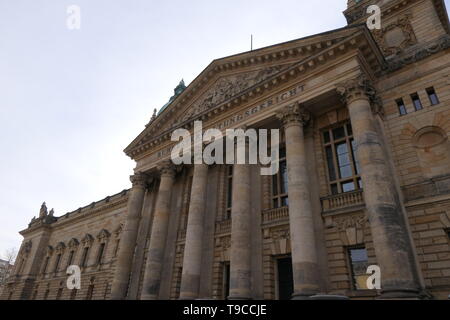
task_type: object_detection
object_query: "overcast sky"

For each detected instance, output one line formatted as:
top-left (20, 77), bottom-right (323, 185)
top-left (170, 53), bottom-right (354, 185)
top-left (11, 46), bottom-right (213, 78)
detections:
top-left (1, 0), bottom-right (449, 258)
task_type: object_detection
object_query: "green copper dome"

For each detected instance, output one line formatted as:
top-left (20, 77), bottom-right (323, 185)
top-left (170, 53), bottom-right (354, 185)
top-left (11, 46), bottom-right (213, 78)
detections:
top-left (158, 79), bottom-right (186, 115)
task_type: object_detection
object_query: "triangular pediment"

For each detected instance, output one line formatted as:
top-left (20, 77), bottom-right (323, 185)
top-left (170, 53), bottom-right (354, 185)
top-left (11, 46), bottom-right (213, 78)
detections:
top-left (125, 24), bottom-right (384, 158)
top-left (160, 65), bottom-right (289, 132)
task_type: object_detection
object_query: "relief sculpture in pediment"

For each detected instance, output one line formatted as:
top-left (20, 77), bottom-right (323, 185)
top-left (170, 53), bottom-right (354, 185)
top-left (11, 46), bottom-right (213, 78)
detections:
top-left (176, 65), bottom-right (284, 125)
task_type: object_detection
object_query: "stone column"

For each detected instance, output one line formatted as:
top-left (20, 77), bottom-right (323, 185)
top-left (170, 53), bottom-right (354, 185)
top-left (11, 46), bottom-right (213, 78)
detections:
top-left (179, 163), bottom-right (209, 299)
top-left (337, 75), bottom-right (421, 298)
top-left (110, 173), bottom-right (147, 300)
top-left (229, 143), bottom-right (252, 300)
top-left (277, 103), bottom-right (320, 299)
top-left (141, 161), bottom-right (176, 300)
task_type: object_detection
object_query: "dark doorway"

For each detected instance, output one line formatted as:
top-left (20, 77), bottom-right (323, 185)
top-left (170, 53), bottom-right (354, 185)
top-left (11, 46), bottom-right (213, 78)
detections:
top-left (277, 257), bottom-right (293, 300)
top-left (223, 263), bottom-right (230, 300)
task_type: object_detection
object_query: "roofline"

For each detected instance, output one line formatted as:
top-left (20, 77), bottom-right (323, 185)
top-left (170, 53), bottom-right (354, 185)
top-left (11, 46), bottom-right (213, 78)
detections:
top-left (123, 24), bottom-right (366, 154)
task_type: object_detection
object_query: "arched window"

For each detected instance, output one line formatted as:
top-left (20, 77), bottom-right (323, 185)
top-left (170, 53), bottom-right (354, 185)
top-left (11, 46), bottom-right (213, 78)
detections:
top-left (80, 234), bottom-right (94, 268)
top-left (67, 238), bottom-right (79, 268)
top-left (41, 246), bottom-right (53, 276)
top-left (113, 224), bottom-right (123, 258)
top-left (95, 229), bottom-right (110, 267)
top-left (53, 242), bottom-right (66, 275)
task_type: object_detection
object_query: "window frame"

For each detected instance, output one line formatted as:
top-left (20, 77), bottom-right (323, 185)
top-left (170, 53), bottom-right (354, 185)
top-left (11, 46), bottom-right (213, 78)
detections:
top-left (225, 165), bottom-right (233, 220)
top-left (322, 123), bottom-right (362, 195)
top-left (426, 87), bottom-right (440, 106)
top-left (410, 92), bottom-right (423, 111)
top-left (396, 98), bottom-right (408, 115)
top-left (346, 245), bottom-right (370, 291)
top-left (271, 143), bottom-right (288, 209)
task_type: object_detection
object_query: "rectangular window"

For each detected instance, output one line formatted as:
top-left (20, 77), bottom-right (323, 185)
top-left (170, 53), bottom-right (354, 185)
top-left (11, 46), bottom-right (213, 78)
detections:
top-left (348, 247), bottom-right (370, 290)
top-left (222, 262), bottom-right (230, 300)
top-left (410, 93), bottom-right (423, 111)
top-left (225, 166), bottom-right (233, 220)
top-left (97, 243), bottom-right (105, 265)
top-left (323, 124), bottom-right (361, 195)
top-left (272, 146), bottom-right (288, 208)
top-left (426, 87), bottom-right (439, 105)
top-left (396, 98), bottom-right (407, 115)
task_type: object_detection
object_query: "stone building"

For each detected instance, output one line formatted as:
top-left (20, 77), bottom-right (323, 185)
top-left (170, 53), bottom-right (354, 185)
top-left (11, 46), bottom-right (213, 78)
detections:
top-left (2, 0), bottom-right (450, 300)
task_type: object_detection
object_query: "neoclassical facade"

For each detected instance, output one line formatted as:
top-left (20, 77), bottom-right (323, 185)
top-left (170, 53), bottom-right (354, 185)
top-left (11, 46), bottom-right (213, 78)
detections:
top-left (3, 0), bottom-right (450, 300)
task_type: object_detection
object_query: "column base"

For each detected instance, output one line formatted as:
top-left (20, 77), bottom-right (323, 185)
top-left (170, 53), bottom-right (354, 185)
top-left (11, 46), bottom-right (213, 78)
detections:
top-left (309, 294), bottom-right (350, 300)
top-left (378, 288), bottom-right (421, 300)
top-left (140, 294), bottom-right (158, 300)
top-left (291, 289), bottom-right (319, 300)
top-left (179, 294), bottom-right (198, 300)
top-left (227, 295), bottom-right (252, 300)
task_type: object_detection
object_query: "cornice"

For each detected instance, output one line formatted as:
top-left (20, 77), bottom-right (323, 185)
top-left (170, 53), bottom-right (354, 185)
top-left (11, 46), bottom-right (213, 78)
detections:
top-left (126, 27), bottom-right (385, 160)
top-left (385, 34), bottom-right (450, 73)
top-left (20, 189), bottom-right (130, 235)
top-left (344, 0), bottom-right (450, 35)
top-left (344, 0), bottom-right (416, 25)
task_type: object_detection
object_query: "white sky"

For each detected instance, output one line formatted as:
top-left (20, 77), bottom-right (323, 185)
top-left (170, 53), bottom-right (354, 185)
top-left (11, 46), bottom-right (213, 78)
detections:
top-left (0, 0), bottom-right (449, 258)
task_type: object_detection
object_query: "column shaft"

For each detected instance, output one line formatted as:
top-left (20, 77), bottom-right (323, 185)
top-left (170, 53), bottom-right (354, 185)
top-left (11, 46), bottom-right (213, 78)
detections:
top-left (278, 104), bottom-right (320, 298)
top-left (229, 160), bottom-right (252, 300)
top-left (179, 164), bottom-right (209, 299)
top-left (110, 173), bottom-right (147, 300)
top-left (141, 163), bottom-right (176, 300)
top-left (339, 77), bottom-right (420, 298)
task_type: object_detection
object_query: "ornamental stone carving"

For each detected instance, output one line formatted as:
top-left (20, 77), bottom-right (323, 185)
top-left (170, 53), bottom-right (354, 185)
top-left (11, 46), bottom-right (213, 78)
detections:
top-left (114, 223), bottom-right (124, 238)
top-left (97, 229), bottom-right (111, 241)
top-left (373, 15), bottom-right (417, 56)
top-left (333, 214), bottom-right (368, 246)
top-left (216, 236), bottom-right (231, 262)
top-left (130, 173), bottom-right (148, 189)
top-left (387, 34), bottom-right (450, 72)
top-left (157, 160), bottom-right (177, 178)
top-left (45, 245), bottom-right (54, 256)
top-left (178, 66), bottom-right (284, 123)
top-left (276, 102), bottom-right (311, 128)
top-left (68, 238), bottom-right (79, 249)
top-left (81, 234), bottom-right (94, 247)
top-left (336, 75), bottom-right (383, 116)
top-left (269, 228), bottom-right (290, 256)
top-left (39, 202), bottom-right (48, 218)
top-left (55, 242), bottom-right (66, 253)
top-left (22, 240), bottom-right (32, 256)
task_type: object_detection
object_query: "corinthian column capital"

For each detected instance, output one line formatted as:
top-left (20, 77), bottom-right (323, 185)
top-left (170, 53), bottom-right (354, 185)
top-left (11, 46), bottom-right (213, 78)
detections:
top-left (130, 172), bottom-right (148, 188)
top-left (157, 160), bottom-right (177, 178)
top-left (336, 74), bottom-right (377, 104)
top-left (277, 102), bottom-right (311, 128)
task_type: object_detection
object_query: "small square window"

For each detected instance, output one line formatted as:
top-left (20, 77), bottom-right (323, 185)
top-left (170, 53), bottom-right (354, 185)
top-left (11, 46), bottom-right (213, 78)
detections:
top-left (426, 87), bottom-right (440, 105)
top-left (410, 93), bottom-right (423, 111)
top-left (396, 98), bottom-right (407, 116)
